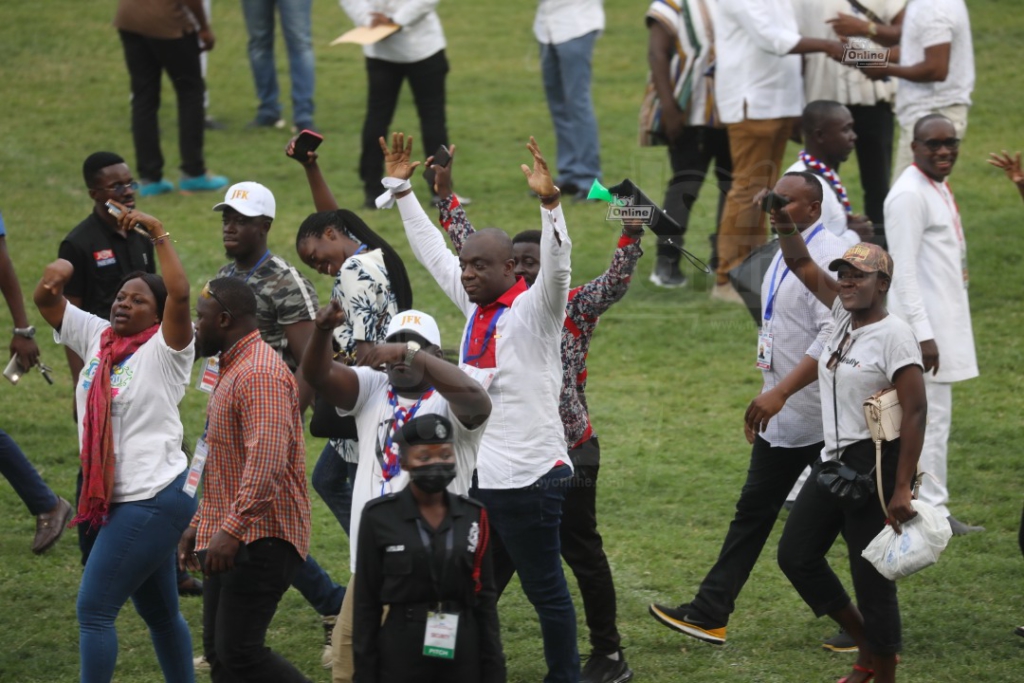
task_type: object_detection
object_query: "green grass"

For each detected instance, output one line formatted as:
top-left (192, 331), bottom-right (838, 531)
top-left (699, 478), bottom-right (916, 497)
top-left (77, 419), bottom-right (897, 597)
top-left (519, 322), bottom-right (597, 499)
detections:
top-left (1, 1), bottom-right (1023, 681)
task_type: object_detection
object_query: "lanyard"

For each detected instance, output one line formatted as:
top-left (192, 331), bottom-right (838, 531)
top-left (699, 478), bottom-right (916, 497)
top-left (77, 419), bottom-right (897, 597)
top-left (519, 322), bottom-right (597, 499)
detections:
top-left (914, 165), bottom-right (965, 250)
top-left (763, 224), bottom-right (824, 322)
top-left (415, 518), bottom-right (454, 609)
top-left (228, 250), bottom-right (271, 282)
top-left (461, 307), bottom-right (507, 365)
top-left (378, 387), bottom-right (436, 489)
top-left (353, 244), bottom-right (367, 257)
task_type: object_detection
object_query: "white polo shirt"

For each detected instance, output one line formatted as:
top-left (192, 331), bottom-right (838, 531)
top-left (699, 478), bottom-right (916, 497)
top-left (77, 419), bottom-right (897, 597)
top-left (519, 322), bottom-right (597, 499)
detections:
top-left (340, 0), bottom-right (446, 64)
top-left (397, 191), bottom-right (572, 489)
top-left (534, 0), bottom-right (604, 45)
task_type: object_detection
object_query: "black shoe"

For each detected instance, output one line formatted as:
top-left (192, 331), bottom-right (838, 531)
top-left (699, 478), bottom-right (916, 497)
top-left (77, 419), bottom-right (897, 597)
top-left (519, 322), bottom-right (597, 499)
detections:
top-left (204, 116), bottom-right (226, 131)
top-left (1014, 626), bottom-right (1024, 638)
top-left (649, 256), bottom-right (688, 288)
top-left (178, 575), bottom-right (204, 597)
top-left (648, 603), bottom-right (726, 644)
top-left (822, 628), bottom-right (858, 653)
top-left (581, 651), bottom-right (633, 683)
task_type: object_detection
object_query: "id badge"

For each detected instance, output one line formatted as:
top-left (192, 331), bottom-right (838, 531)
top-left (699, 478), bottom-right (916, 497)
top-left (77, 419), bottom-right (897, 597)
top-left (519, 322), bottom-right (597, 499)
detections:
top-left (423, 611), bottom-right (459, 659)
top-left (756, 330), bottom-right (774, 370)
top-left (182, 437), bottom-right (210, 497)
top-left (195, 355), bottom-right (220, 393)
top-left (459, 363), bottom-right (495, 391)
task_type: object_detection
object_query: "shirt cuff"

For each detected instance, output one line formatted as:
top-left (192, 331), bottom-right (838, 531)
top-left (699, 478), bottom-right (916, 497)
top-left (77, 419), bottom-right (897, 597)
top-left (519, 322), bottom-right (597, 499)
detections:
top-left (221, 514), bottom-right (248, 541)
top-left (376, 177), bottom-right (413, 209)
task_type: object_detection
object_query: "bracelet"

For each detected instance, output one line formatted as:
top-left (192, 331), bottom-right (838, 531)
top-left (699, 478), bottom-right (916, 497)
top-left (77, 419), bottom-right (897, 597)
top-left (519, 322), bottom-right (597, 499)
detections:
top-left (151, 232), bottom-right (172, 245)
top-left (777, 225), bottom-right (799, 236)
top-left (538, 187), bottom-right (561, 205)
top-left (867, 21), bottom-right (878, 37)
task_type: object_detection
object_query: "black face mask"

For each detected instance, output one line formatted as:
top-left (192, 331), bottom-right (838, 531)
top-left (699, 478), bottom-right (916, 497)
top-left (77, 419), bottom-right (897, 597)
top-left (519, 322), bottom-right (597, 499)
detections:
top-left (409, 463), bottom-right (456, 494)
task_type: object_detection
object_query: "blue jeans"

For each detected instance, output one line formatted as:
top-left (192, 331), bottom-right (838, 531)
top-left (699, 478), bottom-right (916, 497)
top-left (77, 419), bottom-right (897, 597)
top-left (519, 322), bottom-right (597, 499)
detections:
top-left (474, 465), bottom-right (579, 683)
top-left (241, 0), bottom-right (315, 126)
top-left (539, 31), bottom-right (601, 189)
top-left (0, 427), bottom-right (58, 515)
top-left (292, 552), bottom-right (345, 616)
top-left (78, 470), bottom-right (197, 683)
top-left (311, 442), bottom-right (357, 536)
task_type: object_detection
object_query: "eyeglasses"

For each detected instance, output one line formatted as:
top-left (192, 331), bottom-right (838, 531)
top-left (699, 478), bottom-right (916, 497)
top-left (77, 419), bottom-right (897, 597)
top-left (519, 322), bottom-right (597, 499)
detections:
top-left (100, 181), bottom-right (140, 196)
top-left (914, 137), bottom-right (960, 152)
top-left (200, 281), bottom-right (234, 318)
top-left (826, 331), bottom-right (853, 372)
top-left (836, 269), bottom-right (872, 281)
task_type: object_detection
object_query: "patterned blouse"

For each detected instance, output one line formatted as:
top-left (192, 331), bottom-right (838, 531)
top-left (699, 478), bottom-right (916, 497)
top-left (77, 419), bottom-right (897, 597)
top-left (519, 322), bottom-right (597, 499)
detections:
top-left (439, 196), bottom-right (643, 449)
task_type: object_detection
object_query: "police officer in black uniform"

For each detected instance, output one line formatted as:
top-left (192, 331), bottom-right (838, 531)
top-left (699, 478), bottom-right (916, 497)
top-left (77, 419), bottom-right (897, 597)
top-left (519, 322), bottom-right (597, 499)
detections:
top-left (353, 413), bottom-right (505, 683)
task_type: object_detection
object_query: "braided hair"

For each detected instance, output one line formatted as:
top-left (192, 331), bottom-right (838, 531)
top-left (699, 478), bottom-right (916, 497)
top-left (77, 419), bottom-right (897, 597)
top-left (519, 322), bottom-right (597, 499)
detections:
top-left (295, 209), bottom-right (413, 311)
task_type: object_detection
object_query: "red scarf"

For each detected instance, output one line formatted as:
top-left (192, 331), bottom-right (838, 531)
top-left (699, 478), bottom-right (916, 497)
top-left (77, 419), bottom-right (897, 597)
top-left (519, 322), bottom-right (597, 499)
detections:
top-left (72, 323), bottom-right (160, 530)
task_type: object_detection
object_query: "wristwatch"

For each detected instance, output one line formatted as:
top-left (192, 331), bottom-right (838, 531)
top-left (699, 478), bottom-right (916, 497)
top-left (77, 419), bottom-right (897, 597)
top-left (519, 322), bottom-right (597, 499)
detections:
top-left (13, 326), bottom-right (35, 339)
top-left (404, 340), bottom-right (421, 365)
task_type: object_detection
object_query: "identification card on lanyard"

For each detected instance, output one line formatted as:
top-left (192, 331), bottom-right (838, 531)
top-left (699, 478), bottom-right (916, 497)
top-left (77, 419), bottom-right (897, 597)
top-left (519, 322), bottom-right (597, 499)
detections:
top-left (756, 330), bottom-right (774, 370)
top-left (757, 226), bottom-right (823, 370)
top-left (195, 355), bottom-right (220, 393)
top-left (183, 430), bottom-right (209, 497)
top-left (423, 611), bottom-right (459, 659)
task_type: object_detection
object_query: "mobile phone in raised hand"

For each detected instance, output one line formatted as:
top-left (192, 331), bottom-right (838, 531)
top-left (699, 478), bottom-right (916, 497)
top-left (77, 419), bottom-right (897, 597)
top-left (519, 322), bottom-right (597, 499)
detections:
top-left (423, 145), bottom-right (452, 189)
top-left (760, 191), bottom-right (789, 214)
top-left (106, 201), bottom-right (150, 238)
top-left (289, 129), bottom-right (324, 163)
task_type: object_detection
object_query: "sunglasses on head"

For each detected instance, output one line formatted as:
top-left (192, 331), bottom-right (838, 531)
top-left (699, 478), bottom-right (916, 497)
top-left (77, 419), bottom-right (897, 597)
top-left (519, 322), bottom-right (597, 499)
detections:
top-left (200, 281), bottom-right (235, 318)
top-left (915, 137), bottom-right (960, 152)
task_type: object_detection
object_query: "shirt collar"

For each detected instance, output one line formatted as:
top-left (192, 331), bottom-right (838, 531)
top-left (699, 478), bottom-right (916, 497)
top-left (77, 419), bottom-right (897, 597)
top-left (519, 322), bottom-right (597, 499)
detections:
top-left (398, 487), bottom-right (464, 522)
top-left (219, 329), bottom-right (262, 370)
top-left (480, 276), bottom-right (528, 311)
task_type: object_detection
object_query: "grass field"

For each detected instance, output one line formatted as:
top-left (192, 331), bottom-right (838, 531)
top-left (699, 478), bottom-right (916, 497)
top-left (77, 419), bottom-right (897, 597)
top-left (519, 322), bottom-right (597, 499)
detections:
top-left (1, 1), bottom-right (1022, 681)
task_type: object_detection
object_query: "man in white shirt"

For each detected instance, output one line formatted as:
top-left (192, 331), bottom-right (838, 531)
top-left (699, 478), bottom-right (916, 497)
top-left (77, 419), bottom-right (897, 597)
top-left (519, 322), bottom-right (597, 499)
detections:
top-left (650, 170), bottom-right (847, 645)
top-left (792, 0), bottom-right (905, 243)
top-left (534, 0), bottom-right (604, 199)
top-left (884, 114), bottom-right (982, 536)
top-left (842, 0), bottom-right (974, 177)
top-left (644, 0), bottom-right (731, 288)
top-left (381, 134), bottom-right (580, 682)
top-left (339, 0), bottom-right (450, 207)
top-left (785, 100), bottom-right (874, 247)
top-left (300, 304), bottom-right (491, 683)
top-left (711, 0), bottom-right (845, 303)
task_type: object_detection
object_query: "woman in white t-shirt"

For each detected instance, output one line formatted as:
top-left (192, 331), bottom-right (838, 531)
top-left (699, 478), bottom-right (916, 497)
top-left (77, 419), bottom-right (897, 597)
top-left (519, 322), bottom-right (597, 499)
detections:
top-left (34, 204), bottom-right (197, 683)
top-left (760, 174), bottom-right (926, 683)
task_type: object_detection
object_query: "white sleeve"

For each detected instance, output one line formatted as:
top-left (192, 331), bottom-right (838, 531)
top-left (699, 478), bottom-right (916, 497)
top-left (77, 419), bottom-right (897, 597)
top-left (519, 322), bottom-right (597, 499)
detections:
top-left (396, 191), bottom-right (474, 317)
top-left (152, 325), bottom-right (196, 387)
top-left (518, 205), bottom-right (572, 337)
top-left (390, 0), bottom-right (439, 27)
top-left (729, 0), bottom-right (802, 55)
top-left (339, 0), bottom-right (373, 26)
top-left (53, 303), bottom-right (109, 359)
top-left (884, 190), bottom-right (934, 341)
top-left (338, 366), bottom-right (389, 417)
top-left (916, 4), bottom-right (954, 49)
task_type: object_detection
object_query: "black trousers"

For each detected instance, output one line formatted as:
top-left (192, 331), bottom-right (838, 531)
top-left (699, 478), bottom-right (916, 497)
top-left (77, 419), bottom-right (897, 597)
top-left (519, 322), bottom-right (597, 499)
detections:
top-left (203, 537), bottom-right (311, 683)
top-left (360, 50), bottom-right (449, 198)
top-left (659, 126), bottom-right (732, 262)
top-left (777, 441), bottom-right (903, 656)
top-left (375, 606), bottom-right (484, 682)
top-left (559, 437), bottom-right (621, 656)
top-left (689, 436), bottom-right (821, 625)
top-left (119, 29), bottom-right (206, 181)
top-left (847, 102), bottom-right (895, 242)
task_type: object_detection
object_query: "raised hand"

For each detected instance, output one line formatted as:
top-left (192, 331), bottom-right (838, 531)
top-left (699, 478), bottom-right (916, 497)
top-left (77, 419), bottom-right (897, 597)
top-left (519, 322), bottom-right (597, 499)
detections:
top-left (40, 259), bottom-right (74, 296)
top-left (379, 132), bottom-right (421, 180)
top-left (108, 199), bottom-right (164, 239)
top-left (314, 299), bottom-right (347, 332)
top-left (520, 136), bottom-right (558, 200)
top-left (286, 134), bottom-right (319, 167)
top-left (988, 150), bottom-right (1024, 185)
top-left (428, 144), bottom-right (456, 200)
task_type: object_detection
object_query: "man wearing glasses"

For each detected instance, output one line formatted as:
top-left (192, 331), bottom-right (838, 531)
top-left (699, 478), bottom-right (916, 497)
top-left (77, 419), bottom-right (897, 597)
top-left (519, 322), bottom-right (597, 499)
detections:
top-left (884, 114), bottom-right (981, 536)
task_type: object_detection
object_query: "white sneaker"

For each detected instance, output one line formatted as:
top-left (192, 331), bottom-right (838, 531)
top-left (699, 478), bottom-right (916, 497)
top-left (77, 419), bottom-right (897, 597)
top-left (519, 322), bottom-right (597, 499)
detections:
top-left (193, 655), bottom-right (210, 672)
top-left (710, 283), bottom-right (744, 304)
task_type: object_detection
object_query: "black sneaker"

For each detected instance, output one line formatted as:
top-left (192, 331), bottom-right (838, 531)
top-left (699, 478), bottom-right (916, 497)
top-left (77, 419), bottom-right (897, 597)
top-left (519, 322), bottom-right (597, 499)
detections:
top-left (822, 628), bottom-right (858, 653)
top-left (649, 256), bottom-right (688, 288)
top-left (581, 651), bottom-right (633, 683)
top-left (648, 603), bottom-right (726, 644)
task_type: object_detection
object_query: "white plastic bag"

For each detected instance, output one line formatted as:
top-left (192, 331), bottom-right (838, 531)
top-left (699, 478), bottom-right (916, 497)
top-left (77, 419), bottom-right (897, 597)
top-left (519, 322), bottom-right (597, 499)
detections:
top-left (861, 500), bottom-right (953, 580)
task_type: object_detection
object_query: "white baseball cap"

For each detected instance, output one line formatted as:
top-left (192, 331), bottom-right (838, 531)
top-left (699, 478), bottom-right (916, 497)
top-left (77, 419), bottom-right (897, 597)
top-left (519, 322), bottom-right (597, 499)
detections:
top-left (212, 182), bottom-right (276, 219)
top-left (385, 310), bottom-right (442, 347)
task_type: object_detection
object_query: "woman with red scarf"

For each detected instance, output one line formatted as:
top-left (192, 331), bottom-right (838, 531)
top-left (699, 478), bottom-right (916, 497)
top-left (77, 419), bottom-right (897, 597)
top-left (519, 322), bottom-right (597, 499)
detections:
top-left (35, 202), bottom-right (197, 683)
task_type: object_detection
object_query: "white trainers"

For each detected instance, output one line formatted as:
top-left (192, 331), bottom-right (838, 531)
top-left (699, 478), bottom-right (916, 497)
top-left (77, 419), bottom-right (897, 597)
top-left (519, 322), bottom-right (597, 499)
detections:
top-left (710, 282), bottom-right (744, 304)
top-left (193, 655), bottom-right (210, 672)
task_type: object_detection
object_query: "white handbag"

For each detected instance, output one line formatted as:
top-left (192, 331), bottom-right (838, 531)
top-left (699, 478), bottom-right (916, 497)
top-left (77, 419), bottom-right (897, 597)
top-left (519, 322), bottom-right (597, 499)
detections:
top-left (862, 387), bottom-right (903, 516)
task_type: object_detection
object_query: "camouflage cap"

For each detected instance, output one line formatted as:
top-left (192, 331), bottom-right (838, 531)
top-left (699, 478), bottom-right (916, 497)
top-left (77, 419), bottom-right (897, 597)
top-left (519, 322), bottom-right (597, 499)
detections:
top-left (828, 242), bottom-right (894, 278)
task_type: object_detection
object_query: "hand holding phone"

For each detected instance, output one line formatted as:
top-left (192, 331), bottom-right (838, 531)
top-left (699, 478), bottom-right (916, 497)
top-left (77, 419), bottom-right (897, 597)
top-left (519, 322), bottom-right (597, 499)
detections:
top-left (106, 201), bottom-right (151, 238)
top-left (423, 144), bottom-right (452, 194)
top-left (4, 356), bottom-right (25, 385)
top-left (287, 130), bottom-right (324, 164)
top-left (760, 191), bottom-right (789, 214)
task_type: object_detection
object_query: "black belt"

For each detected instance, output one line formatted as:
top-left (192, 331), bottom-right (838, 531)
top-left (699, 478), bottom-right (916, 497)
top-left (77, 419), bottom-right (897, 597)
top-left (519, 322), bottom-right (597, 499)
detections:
top-left (392, 601), bottom-right (465, 621)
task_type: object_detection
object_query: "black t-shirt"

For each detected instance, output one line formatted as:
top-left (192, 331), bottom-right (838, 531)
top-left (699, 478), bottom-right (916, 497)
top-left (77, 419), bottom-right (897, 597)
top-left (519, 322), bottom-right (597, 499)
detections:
top-left (58, 211), bottom-right (156, 318)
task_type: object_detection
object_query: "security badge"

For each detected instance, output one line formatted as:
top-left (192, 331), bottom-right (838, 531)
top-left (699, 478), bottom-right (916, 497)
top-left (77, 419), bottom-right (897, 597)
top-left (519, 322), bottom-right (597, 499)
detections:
top-left (756, 329), bottom-right (773, 370)
top-left (424, 611), bottom-right (459, 659)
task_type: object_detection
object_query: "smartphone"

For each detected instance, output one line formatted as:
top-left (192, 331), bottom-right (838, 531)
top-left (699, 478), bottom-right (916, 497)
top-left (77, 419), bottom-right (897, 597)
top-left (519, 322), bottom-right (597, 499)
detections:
top-left (760, 191), bottom-right (789, 214)
top-left (106, 201), bottom-right (150, 238)
top-left (195, 543), bottom-right (250, 569)
top-left (422, 144), bottom-right (452, 189)
top-left (289, 129), bottom-right (324, 163)
top-left (4, 356), bottom-right (25, 385)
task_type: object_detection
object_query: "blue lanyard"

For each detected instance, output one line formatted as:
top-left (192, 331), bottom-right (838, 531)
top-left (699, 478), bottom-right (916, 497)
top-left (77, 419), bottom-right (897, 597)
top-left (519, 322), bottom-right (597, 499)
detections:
top-left (461, 307), bottom-right (507, 365)
top-left (763, 224), bottom-right (824, 322)
top-left (353, 244), bottom-right (367, 257)
top-left (228, 250), bottom-right (271, 283)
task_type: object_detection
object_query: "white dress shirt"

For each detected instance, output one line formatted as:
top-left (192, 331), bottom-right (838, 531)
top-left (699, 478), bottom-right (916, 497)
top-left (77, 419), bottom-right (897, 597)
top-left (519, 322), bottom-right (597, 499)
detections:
top-left (340, 0), bottom-right (446, 64)
top-left (714, 0), bottom-right (804, 124)
top-left (759, 225), bottom-right (848, 448)
top-left (396, 191), bottom-right (572, 489)
top-left (895, 0), bottom-right (974, 127)
top-left (884, 164), bottom-right (978, 383)
top-left (533, 0), bottom-right (604, 45)
top-left (785, 160), bottom-right (860, 246)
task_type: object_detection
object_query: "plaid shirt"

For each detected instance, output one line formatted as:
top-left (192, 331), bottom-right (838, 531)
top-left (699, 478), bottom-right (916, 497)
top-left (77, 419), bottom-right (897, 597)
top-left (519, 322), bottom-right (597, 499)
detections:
top-left (440, 196), bottom-right (643, 447)
top-left (191, 330), bottom-right (311, 558)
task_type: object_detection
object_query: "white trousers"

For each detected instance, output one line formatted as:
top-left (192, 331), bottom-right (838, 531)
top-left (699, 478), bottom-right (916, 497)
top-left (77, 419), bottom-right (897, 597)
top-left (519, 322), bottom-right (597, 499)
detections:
top-left (918, 379), bottom-right (953, 517)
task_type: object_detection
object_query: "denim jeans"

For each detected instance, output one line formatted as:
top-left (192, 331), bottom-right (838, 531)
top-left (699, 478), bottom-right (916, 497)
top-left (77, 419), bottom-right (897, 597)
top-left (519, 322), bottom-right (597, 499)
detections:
top-left (241, 0), bottom-right (315, 126)
top-left (78, 470), bottom-right (197, 683)
top-left (291, 552), bottom-right (345, 616)
top-left (311, 442), bottom-right (357, 536)
top-left (539, 31), bottom-right (601, 189)
top-left (0, 427), bottom-right (58, 515)
top-left (474, 464), bottom-right (579, 683)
